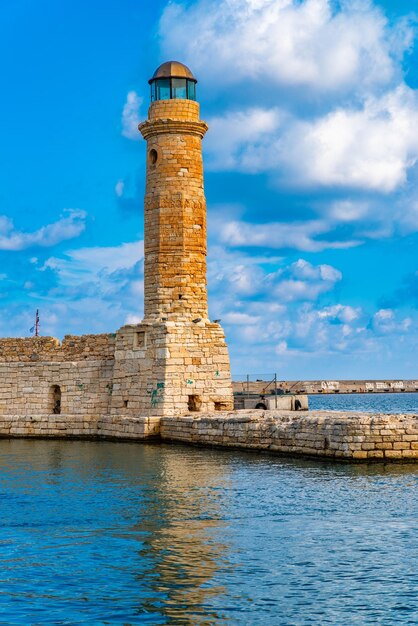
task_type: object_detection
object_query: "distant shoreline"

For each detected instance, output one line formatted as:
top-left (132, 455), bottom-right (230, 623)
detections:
top-left (233, 380), bottom-right (418, 395)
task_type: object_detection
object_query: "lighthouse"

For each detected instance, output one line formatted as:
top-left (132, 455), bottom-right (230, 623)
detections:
top-left (111, 62), bottom-right (233, 417)
top-left (139, 61), bottom-right (209, 322)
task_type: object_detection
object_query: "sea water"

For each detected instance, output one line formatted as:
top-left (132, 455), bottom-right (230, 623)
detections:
top-left (309, 391), bottom-right (418, 414)
top-left (0, 422), bottom-right (417, 624)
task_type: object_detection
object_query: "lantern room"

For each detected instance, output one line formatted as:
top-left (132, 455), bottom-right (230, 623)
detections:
top-left (149, 61), bottom-right (197, 102)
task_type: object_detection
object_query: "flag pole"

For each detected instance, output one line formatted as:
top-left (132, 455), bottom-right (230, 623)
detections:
top-left (35, 309), bottom-right (39, 337)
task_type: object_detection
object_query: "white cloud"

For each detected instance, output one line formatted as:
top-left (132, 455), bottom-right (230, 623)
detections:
top-left (0, 210), bottom-right (86, 251)
top-left (205, 85), bottom-right (418, 193)
top-left (284, 85), bottom-right (418, 192)
top-left (228, 263), bottom-right (266, 296)
top-left (204, 108), bottom-right (282, 171)
top-left (115, 180), bottom-right (125, 197)
top-left (32, 240), bottom-right (146, 335)
top-left (151, 0), bottom-right (418, 251)
top-left (42, 240), bottom-right (144, 284)
top-left (220, 218), bottom-right (360, 251)
top-left (328, 200), bottom-right (371, 223)
top-left (209, 247), bottom-right (345, 323)
top-left (204, 246), bottom-right (404, 373)
top-left (372, 308), bottom-right (412, 334)
top-left (318, 304), bottom-right (361, 323)
top-left (222, 311), bottom-right (260, 325)
top-left (160, 0), bottom-right (412, 92)
top-left (269, 258), bottom-right (342, 302)
top-left (275, 340), bottom-right (288, 355)
top-left (207, 244), bottom-right (269, 297)
top-left (125, 314), bottom-right (142, 325)
top-left (121, 91), bottom-right (143, 140)
top-left (286, 258), bottom-right (341, 282)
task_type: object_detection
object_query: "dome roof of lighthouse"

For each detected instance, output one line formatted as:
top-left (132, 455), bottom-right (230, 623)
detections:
top-left (150, 61), bottom-right (197, 83)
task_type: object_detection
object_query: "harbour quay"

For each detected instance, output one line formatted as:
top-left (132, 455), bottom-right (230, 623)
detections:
top-left (0, 410), bottom-right (417, 463)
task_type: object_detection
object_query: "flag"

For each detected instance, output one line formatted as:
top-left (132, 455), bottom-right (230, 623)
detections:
top-left (30, 309), bottom-right (39, 335)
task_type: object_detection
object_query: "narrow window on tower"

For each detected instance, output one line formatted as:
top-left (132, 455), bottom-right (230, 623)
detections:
top-left (149, 149), bottom-right (158, 165)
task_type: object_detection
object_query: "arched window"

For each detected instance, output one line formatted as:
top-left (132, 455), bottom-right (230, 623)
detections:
top-left (50, 385), bottom-right (61, 414)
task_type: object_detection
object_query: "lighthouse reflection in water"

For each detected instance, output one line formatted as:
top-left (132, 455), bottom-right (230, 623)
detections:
top-left (0, 439), bottom-right (417, 624)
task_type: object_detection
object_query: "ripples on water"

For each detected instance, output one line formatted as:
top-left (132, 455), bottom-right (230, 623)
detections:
top-left (0, 407), bottom-right (417, 624)
top-left (309, 391), bottom-right (418, 414)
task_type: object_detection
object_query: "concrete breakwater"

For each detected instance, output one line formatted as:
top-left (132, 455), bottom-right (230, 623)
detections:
top-left (233, 379), bottom-right (418, 395)
top-left (0, 410), bottom-right (418, 462)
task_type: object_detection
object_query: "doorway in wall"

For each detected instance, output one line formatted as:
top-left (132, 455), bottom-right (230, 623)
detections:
top-left (50, 385), bottom-right (62, 414)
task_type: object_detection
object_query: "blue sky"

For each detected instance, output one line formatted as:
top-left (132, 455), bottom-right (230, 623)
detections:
top-left (0, 0), bottom-right (417, 379)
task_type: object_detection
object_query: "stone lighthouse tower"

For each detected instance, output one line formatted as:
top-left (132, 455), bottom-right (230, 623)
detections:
top-left (110, 62), bottom-right (233, 417)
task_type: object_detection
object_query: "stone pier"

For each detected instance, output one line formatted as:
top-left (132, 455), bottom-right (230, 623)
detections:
top-left (0, 410), bottom-right (417, 462)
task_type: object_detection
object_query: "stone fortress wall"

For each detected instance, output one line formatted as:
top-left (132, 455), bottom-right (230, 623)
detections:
top-left (0, 323), bottom-right (231, 420)
top-left (0, 327), bottom-right (414, 463)
top-left (0, 335), bottom-right (115, 417)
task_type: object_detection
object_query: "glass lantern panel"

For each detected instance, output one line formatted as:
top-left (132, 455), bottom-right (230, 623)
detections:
top-left (155, 78), bottom-right (171, 100)
top-left (172, 78), bottom-right (187, 99)
top-left (187, 80), bottom-right (196, 101)
top-left (150, 82), bottom-right (157, 102)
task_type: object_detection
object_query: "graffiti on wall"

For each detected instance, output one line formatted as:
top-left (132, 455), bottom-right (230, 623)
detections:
top-left (148, 381), bottom-right (165, 407)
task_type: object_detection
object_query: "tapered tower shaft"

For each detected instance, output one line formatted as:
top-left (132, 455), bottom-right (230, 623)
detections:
top-left (139, 98), bottom-right (209, 321)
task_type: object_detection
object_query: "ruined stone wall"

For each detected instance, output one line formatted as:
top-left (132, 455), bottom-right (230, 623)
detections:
top-left (0, 335), bottom-right (116, 417)
top-left (0, 335), bottom-right (115, 361)
top-left (160, 411), bottom-right (418, 461)
top-left (110, 321), bottom-right (233, 417)
top-left (0, 321), bottom-right (233, 420)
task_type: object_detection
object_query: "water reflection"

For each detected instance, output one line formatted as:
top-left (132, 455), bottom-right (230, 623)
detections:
top-left (0, 440), bottom-right (234, 624)
top-left (0, 439), bottom-right (417, 624)
top-left (135, 447), bottom-right (231, 623)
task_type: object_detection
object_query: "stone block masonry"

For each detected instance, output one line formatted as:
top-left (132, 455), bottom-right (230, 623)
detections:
top-left (0, 415), bottom-right (160, 440)
top-left (0, 410), bottom-right (417, 463)
top-left (0, 335), bottom-right (115, 417)
top-left (160, 411), bottom-right (418, 462)
top-left (136, 83), bottom-right (234, 415)
top-left (0, 335), bottom-right (115, 361)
